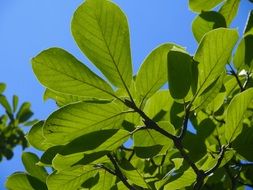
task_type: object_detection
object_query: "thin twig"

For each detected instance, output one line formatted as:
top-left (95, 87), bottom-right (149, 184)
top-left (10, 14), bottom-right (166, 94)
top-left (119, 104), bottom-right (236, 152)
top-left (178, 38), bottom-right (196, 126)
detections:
top-left (228, 64), bottom-right (244, 92)
top-left (94, 164), bottom-right (116, 175)
top-left (107, 153), bottom-right (137, 190)
top-left (178, 103), bottom-right (191, 140)
top-left (205, 145), bottom-right (227, 176)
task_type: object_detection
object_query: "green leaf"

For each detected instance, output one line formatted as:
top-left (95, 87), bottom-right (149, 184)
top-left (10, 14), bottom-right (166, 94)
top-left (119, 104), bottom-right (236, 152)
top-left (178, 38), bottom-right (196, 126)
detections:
top-left (225, 88), bottom-right (253, 142)
top-left (12, 95), bottom-right (18, 112)
top-left (47, 165), bottom-right (98, 190)
top-left (32, 48), bottom-right (114, 99)
top-left (16, 102), bottom-right (33, 123)
top-left (0, 83), bottom-right (6, 94)
top-left (5, 172), bottom-right (47, 190)
top-left (43, 101), bottom-right (127, 145)
top-left (0, 95), bottom-right (12, 114)
top-left (192, 11), bottom-right (226, 42)
top-left (91, 171), bottom-right (115, 190)
top-left (22, 152), bottom-right (48, 182)
top-left (244, 10), bottom-right (253, 36)
top-left (194, 28), bottom-right (238, 97)
top-left (133, 121), bottom-right (175, 158)
top-left (233, 125), bottom-right (253, 161)
top-left (233, 35), bottom-right (253, 71)
top-left (189, 0), bottom-right (224, 12)
top-left (118, 159), bottom-right (148, 188)
top-left (167, 50), bottom-right (192, 99)
top-left (60, 129), bottom-right (129, 155)
top-left (193, 73), bottom-right (225, 111)
top-left (27, 121), bottom-right (52, 151)
top-left (71, 0), bottom-right (132, 89)
top-left (163, 168), bottom-right (196, 190)
top-left (219, 0), bottom-right (240, 26)
top-left (135, 44), bottom-right (177, 101)
top-left (143, 90), bottom-right (184, 127)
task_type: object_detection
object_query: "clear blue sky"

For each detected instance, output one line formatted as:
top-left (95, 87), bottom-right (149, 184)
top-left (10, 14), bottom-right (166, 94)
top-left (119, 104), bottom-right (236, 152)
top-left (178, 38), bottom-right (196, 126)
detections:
top-left (0, 0), bottom-right (252, 189)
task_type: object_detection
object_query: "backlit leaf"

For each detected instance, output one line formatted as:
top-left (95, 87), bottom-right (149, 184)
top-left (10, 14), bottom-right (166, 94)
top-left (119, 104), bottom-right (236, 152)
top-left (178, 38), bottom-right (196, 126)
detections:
top-left (32, 48), bottom-right (114, 99)
top-left (72, 0), bottom-right (132, 89)
top-left (225, 88), bottom-right (253, 142)
top-left (43, 101), bottom-right (127, 145)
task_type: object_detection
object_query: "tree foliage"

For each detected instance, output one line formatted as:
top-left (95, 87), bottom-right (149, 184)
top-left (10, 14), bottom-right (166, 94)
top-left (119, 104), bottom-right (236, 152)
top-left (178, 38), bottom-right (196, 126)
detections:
top-left (0, 83), bottom-right (35, 162)
top-left (6, 0), bottom-right (253, 189)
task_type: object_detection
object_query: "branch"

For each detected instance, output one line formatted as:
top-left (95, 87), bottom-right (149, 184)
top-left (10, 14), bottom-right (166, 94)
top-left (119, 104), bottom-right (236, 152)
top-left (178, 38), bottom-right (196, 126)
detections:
top-left (107, 153), bottom-right (137, 190)
top-left (228, 64), bottom-right (244, 92)
top-left (94, 164), bottom-right (116, 175)
top-left (205, 145), bottom-right (227, 176)
top-left (178, 103), bottom-right (191, 140)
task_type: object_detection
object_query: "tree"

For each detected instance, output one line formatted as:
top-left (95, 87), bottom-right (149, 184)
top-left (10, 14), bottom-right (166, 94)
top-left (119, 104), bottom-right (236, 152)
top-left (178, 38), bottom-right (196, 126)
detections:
top-left (0, 83), bottom-right (35, 161)
top-left (5, 0), bottom-right (253, 189)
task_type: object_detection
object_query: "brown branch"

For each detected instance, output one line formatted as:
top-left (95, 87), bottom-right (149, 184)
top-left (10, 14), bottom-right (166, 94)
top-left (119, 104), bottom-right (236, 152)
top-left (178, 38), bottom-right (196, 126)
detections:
top-left (228, 64), bottom-right (244, 92)
top-left (178, 103), bottom-right (191, 140)
top-left (205, 145), bottom-right (227, 176)
top-left (107, 153), bottom-right (137, 190)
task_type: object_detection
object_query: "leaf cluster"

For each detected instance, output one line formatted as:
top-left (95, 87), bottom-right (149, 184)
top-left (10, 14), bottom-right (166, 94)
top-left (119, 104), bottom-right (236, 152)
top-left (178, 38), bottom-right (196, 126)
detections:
top-left (5, 0), bottom-right (253, 189)
top-left (0, 83), bottom-right (35, 161)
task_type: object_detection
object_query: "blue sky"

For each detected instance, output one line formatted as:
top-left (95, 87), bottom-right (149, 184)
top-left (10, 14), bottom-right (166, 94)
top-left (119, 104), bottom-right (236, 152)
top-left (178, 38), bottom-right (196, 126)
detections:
top-left (0, 0), bottom-right (252, 189)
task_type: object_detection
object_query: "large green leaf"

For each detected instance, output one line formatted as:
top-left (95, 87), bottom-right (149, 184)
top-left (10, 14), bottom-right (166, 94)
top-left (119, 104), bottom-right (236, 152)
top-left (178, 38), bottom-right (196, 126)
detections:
top-left (225, 88), bottom-right (253, 142)
top-left (22, 152), bottom-right (48, 183)
top-left (219, 0), bottom-right (240, 26)
top-left (192, 11), bottom-right (226, 42)
top-left (43, 101), bottom-right (127, 145)
top-left (135, 44), bottom-right (176, 101)
top-left (72, 0), bottom-right (132, 89)
top-left (189, 0), bottom-right (224, 12)
top-left (5, 172), bottom-right (47, 190)
top-left (167, 50), bottom-right (192, 99)
top-left (47, 165), bottom-right (98, 190)
top-left (193, 28), bottom-right (238, 97)
top-left (60, 129), bottom-right (129, 155)
top-left (26, 121), bottom-right (52, 151)
top-left (32, 48), bottom-right (114, 99)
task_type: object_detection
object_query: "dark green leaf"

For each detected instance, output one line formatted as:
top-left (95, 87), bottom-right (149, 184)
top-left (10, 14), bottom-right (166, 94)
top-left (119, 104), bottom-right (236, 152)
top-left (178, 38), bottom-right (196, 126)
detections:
top-left (167, 50), bottom-right (192, 99)
top-left (12, 95), bottom-right (19, 113)
top-left (16, 102), bottom-right (33, 123)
